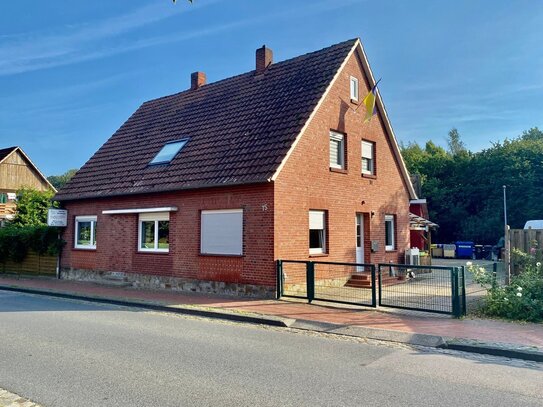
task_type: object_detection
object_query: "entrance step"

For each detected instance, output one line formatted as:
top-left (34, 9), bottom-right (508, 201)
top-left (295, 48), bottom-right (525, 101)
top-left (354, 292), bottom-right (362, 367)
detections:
top-left (344, 273), bottom-right (406, 288)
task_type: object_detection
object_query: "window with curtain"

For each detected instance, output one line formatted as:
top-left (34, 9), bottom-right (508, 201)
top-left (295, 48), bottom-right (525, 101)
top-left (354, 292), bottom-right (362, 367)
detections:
top-left (309, 210), bottom-right (327, 254)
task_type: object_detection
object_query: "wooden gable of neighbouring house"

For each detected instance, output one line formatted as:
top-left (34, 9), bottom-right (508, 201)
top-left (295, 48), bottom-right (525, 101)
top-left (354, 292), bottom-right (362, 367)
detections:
top-left (0, 146), bottom-right (55, 192)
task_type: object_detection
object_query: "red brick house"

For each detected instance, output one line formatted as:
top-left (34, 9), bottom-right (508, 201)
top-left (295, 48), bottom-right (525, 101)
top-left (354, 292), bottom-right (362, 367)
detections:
top-left (55, 38), bottom-right (417, 297)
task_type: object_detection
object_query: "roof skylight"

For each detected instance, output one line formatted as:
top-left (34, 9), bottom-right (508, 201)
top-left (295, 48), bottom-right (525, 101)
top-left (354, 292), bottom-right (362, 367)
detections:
top-left (149, 139), bottom-right (188, 165)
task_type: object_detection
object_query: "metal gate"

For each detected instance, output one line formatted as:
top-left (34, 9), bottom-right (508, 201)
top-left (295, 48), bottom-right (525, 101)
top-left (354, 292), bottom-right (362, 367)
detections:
top-left (277, 260), bottom-right (377, 307)
top-left (277, 260), bottom-right (466, 317)
top-left (378, 263), bottom-right (465, 317)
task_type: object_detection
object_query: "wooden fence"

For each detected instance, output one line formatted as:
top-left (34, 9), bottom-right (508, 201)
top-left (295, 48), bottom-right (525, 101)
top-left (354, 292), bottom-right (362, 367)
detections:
top-left (0, 251), bottom-right (57, 276)
top-left (509, 228), bottom-right (543, 253)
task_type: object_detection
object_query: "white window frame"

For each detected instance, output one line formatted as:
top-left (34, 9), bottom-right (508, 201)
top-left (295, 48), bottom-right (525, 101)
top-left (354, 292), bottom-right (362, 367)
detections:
top-left (329, 131), bottom-right (345, 170)
top-left (138, 212), bottom-right (170, 253)
top-left (309, 210), bottom-right (327, 255)
top-left (361, 140), bottom-right (375, 175)
top-left (200, 209), bottom-right (243, 256)
top-left (350, 76), bottom-right (359, 101)
top-left (385, 214), bottom-right (395, 251)
top-left (74, 216), bottom-right (97, 250)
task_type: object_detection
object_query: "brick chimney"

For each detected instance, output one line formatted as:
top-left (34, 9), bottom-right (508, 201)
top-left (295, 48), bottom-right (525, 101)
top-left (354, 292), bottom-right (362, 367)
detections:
top-left (191, 71), bottom-right (206, 90)
top-left (256, 45), bottom-right (273, 74)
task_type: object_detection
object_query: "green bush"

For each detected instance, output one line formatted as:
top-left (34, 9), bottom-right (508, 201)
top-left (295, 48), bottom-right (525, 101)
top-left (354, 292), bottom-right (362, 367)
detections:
top-left (0, 226), bottom-right (64, 263)
top-left (468, 260), bottom-right (543, 322)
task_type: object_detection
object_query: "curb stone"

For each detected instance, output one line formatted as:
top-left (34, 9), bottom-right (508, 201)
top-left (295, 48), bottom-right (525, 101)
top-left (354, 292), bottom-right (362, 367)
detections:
top-left (291, 319), bottom-right (446, 347)
top-left (442, 339), bottom-right (543, 362)
top-left (2, 284), bottom-right (542, 363)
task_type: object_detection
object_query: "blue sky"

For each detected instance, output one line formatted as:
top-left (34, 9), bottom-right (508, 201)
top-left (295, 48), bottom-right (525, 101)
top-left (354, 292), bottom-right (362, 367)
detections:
top-left (1, 0), bottom-right (542, 176)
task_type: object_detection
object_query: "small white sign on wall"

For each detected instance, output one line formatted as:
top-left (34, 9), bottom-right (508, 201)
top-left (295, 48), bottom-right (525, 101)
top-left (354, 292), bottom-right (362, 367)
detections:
top-left (47, 208), bottom-right (68, 227)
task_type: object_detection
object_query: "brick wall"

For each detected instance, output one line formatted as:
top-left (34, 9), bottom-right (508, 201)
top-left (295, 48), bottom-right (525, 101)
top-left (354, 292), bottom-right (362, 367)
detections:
top-left (61, 183), bottom-right (275, 287)
top-left (274, 47), bottom-right (411, 266)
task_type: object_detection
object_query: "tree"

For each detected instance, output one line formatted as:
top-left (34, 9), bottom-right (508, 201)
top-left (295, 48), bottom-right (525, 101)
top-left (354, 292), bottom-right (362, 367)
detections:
top-left (10, 188), bottom-right (56, 227)
top-left (446, 127), bottom-right (467, 156)
top-left (402, 128), bottom-right (543, 244)
top-left (47, 169), bottom-right (78, 190)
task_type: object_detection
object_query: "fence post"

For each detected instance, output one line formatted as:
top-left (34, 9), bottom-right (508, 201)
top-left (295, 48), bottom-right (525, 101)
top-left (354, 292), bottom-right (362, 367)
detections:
top-left (460, 266), bottom-right (467, 316)
top-left (451, 267), bottom-right (460, 318)
top-left (371, 265), bottom-right (377, 308)
top-left (306, 261), bottom-right (315, 304)
top-left (377, 264), bottom-right (382, 307)
top-left (276, 260), bottom-right (283, 299)
top-left (492, 262), bottom-right (498, 289)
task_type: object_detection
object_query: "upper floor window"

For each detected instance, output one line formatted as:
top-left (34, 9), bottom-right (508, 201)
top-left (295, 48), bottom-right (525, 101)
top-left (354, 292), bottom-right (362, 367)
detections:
top-left (138, 212), bottom-right (170, 252)
top-left (309, 210), bottom-right (327, 255)
top-left (361, 140), bottom-right (375, 175)
top-left (149, 139), bottom-right (188, 165)
top-left (75, 216), bottom-right (97, 250)
top-left (329, 131), bottom-right (345, 170)
top-left (385, 214), bottom-right (395, 251)
top-left (350, 76), bottom-right (359, 101)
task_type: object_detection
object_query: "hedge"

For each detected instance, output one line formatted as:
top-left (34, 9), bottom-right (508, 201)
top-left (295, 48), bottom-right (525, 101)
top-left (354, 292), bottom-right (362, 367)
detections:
top-left (0, 226), bottom-right (64, 263)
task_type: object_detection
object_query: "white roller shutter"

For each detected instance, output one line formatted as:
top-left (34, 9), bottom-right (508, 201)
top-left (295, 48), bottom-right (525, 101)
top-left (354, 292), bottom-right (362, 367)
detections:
top-left (201, 209), bottom-right (243, 255)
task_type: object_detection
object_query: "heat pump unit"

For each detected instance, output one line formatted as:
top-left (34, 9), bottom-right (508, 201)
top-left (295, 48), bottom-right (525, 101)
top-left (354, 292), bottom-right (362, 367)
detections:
top-left (405, 248), bottom-right (420, 266)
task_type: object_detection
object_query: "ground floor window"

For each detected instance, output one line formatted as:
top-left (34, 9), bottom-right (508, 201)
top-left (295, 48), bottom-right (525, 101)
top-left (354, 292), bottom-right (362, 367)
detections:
top-left (75, 216), bottom-right (97, 249)
top-left (385, 214), bottom-right (395, 251)
top-left (138, 212), bottom-right (169, 252)
top-left (309, 210), bottom-right (327, 254)
top-left (201, 209), bottom-right (243, 255)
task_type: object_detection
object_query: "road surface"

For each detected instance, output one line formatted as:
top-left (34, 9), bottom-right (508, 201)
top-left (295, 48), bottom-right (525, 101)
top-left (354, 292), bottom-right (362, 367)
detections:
top-left (0, 289), bottom-right (541, 407)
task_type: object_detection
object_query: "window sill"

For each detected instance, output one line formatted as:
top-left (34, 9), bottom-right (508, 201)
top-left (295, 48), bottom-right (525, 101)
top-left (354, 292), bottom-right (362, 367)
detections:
top-left (73, 247), bottom-right (96, 251)
top-left (350, 98), bottom-right (359, 105)
top-left (329, 167), bottom-right (348, 174)
top-left (385, 249), bottom-right (397, 253)
top-left (309, 253), bottom-right (329, 258)
top-left (137, 250), bottom-right (170, 255)
top-left (361, 173), bottom-right (377, 179)
top-left (199, 253), bottom-right (244, 258)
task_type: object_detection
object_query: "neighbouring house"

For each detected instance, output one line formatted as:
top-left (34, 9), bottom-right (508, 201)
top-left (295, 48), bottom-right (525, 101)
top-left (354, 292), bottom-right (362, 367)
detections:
top-left (0, 146), bottom-right (56, 226)
top-left (409, 198), bottom-right (438, 262)
top-left (55, 38), bottom-right (417, 297)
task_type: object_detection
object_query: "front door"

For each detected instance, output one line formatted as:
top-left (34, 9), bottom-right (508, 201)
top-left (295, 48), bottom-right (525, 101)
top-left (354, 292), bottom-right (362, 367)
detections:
top-left (356, 214), bottom-right (364, 270)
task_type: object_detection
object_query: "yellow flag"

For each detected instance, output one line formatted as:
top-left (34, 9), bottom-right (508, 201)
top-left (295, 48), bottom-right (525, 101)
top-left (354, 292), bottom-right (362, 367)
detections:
top-left (363, 79), bottom-right (381, 122)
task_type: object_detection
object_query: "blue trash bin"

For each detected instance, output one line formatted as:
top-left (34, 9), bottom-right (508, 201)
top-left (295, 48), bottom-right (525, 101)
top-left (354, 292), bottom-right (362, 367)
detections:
top-left (455, 241), bottom-right (474, 259)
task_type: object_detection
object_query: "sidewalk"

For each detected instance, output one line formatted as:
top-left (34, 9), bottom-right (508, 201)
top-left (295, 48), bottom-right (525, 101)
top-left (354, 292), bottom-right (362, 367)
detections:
top-left (1, 275), bottom-right (542, 361)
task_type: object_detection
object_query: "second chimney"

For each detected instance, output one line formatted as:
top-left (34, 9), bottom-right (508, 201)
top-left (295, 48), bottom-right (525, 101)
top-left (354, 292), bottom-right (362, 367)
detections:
top-left (256, 45), bottom-right (273, 74)
top-left (191, 71), bottom-right (206, 90)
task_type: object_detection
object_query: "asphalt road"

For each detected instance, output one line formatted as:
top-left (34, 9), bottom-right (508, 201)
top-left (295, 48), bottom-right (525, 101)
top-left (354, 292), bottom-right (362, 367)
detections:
top-left (1, 290), bottom-right (542, 407)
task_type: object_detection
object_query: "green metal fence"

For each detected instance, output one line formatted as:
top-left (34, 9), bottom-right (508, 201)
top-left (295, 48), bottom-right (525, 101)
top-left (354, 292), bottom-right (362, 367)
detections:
top-left (277, 260), bottom-right (467, 317)
top-left (377, 263), bottom-right (466, 317)
top-left (277, 260), bottom-right (377, 307)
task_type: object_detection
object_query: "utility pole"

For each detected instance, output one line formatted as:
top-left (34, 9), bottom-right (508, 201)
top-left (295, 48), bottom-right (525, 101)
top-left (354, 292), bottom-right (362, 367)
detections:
top-left (503, 185), bottom-right (510, 284)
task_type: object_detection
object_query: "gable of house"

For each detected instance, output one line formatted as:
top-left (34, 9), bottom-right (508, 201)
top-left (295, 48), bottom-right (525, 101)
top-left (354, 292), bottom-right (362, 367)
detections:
top-left (0, 147), bottom-right (54, 192)
top-left (273, 40), bottom-right (416, 264)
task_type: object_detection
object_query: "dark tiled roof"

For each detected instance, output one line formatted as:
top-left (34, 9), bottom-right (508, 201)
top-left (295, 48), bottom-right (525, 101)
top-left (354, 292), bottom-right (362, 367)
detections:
top-left (55, 39), bottom-right (357, 201)
top-left (0, 146), bottom-right (17, 162)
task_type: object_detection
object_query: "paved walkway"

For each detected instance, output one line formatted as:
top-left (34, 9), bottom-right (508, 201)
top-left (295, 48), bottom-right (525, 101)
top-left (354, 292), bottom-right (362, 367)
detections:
top-left (1, 276), bottom-right (542, 350)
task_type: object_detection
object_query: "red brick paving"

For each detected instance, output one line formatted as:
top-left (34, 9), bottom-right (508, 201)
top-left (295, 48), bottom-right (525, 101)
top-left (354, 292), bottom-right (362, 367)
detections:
top-left (1, 276), bottom-right (542, 348)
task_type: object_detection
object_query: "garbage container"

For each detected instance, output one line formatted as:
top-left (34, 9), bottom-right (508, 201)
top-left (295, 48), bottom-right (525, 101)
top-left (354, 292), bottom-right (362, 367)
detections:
top-left (443, 244), bottom-right (456, 258)
top-left (455, 241), bottom-right (474, 259)
top-left (431, 244), bottom-right (443, 258)
top-left (474, 245), bottom-right (484, 260)
top-left (482, 245), bottom-right (493, 260)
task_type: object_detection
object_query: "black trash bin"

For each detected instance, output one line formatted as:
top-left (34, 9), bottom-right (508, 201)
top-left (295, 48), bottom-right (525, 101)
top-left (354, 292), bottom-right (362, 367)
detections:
top-left (482, 245), bottom-right (493, 260)
top-left (474, 245), bottom-right (484, 260)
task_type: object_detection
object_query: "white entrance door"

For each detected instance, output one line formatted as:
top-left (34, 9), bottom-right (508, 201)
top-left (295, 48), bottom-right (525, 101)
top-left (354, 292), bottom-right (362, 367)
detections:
top-left (356, 214), bottom-right (364, 271)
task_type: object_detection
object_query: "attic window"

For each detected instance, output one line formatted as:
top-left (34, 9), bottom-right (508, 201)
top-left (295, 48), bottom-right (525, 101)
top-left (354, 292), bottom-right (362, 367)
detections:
top-left (149, 139), bottom-right (188, 165)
